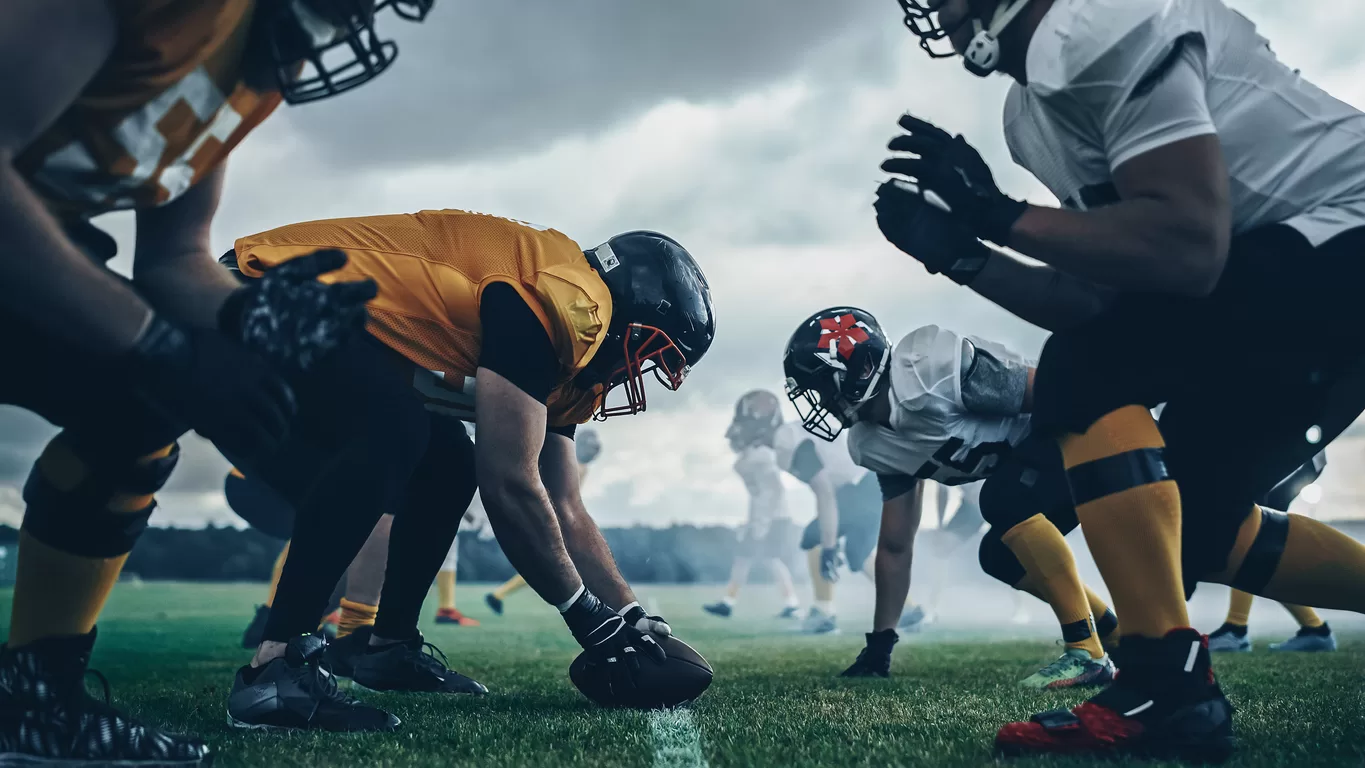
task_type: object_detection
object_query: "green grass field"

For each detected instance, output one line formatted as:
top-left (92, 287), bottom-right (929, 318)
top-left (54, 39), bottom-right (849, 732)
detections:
top-left (1, 582), bottom-right (1361, 768)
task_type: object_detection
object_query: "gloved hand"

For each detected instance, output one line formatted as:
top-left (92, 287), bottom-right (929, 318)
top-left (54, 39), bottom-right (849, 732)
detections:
top-left (219, 249), bottom-right (378, 373)
top-left (820, 546), bottom-right (845, 583)
top-left (563, 588), bottom-right (667, 679)
top-left (874, 180), bottom-right (994, 286)
top-left (840, 629), bottom-right (899, 678)
top-left (880, 114), bottom-right (1027, 246)
top-left (121, 315), bottom-right (296, 463)
top-left (620, 602), bottom-right (672, 638)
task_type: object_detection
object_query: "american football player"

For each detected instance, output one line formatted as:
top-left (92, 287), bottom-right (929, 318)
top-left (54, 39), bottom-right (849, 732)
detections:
top-left (877, 0), bottom-right (1365, 757)
top-left (485, 428), bottom-right (602, 615)
top-left (0, 2), bottom-right (428, 764)
top-left (786, 309), bottom-right (1117, 685)
top-left (221, 212), bottom-right (714, 729)
top-left (434, 495), bottom-right (489, 627)
top-left (703, 391), bottom-right (802, 621)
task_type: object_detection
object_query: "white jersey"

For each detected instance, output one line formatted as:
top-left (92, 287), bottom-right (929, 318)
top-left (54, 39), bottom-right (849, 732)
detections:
top-left (733, 445), bottom-right (789, 532)
top-left (1004, 0), bottom-right (1365, 246)
top-left (770, 421), bottom-right (866, 489)
top-left (847, 326), bottom-right (1033, 486)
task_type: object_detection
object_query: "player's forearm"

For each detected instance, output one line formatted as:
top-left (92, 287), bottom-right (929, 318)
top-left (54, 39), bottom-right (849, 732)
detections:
top-left (481, 477), bottom-right (583, 605)
top-left (1009, 200), bottom-right (1228, 297)
top-left (557, 498), bottom-right (637, 610)
top-left (872, 542), bottom-right (913, 632)
top-left (0, 160), bottom-right (152, 352)
top-left (969, 249), bottom-right (1114, 332)
top-left (132, 250), bottom-right (239, 329)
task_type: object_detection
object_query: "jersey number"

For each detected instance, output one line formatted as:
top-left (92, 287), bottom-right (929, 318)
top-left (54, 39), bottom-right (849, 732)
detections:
top-left (912, 438), bottom-right (1012, 485)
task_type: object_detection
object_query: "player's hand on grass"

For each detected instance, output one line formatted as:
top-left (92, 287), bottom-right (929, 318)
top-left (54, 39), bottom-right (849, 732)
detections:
top-left (840, 629), bottom-right (898, 678)
top-left (122, 316), bottom-right (295, 462)
top-left (620, 602), bottom-right (672, 639)
top-left (819, 546), bottom-right (845, 583)
top-left (219, 248), bottom-right (378, 373)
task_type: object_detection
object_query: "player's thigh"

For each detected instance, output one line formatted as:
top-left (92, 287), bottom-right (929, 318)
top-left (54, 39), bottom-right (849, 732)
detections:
top-left (397, 413), bottom-right (477, 522)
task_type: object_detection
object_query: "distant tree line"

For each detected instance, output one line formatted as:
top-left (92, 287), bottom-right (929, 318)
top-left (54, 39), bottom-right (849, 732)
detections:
top-left (0, 524), bottom-right (806, 585)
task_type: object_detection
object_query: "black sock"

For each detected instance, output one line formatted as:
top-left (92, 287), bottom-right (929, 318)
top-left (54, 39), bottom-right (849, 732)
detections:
top-left (1216, 622), bottom-right (1249, 637)
top-left (1300, 622), bottom-right (1332, 637)
top-left (1095, 608), bottom-right (1119, 640)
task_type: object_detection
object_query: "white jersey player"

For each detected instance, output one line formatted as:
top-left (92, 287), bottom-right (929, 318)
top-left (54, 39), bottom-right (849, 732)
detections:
top-left (875, 0), bottom-right (1365, 758)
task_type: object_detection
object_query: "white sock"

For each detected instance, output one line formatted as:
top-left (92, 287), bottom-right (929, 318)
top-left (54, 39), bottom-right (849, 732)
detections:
top-left (784, 595), bottom-right (800, 608)
top-left (815, 600), bottom-right (834, 616)
top-left (722, 596), bottom-right (736, 607)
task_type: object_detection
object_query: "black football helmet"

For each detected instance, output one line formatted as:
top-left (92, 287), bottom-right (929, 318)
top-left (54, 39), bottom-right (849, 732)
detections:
top-left (726, 390), bottom-right (783, 453)
top-left (895, 0), bottom-right (1033, 76)
top-left (783, 307), bottom-right (891, 441)
top-left (576, 231), bottom-right (716, 419)
top-left (252, 0), bottom-right (433, 104)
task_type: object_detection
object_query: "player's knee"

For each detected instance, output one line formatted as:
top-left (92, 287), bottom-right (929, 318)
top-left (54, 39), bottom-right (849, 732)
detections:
top-left (979, 474), bottom-right (1031, 530)
top-left (21, 436), bottom-right (180, 557)
top-left (978, 530), bottom-right (1025, 587)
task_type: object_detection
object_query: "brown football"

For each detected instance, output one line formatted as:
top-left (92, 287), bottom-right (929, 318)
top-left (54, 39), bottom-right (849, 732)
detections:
top-left (569, 635), bottom-right (713, 709)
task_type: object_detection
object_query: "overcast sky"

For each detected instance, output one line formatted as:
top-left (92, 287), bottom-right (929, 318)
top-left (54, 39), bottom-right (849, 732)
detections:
top-left (2, 0), bottom-right (1363, 530)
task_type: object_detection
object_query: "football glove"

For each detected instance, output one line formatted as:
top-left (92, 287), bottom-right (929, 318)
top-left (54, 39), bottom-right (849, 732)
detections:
top-left (121, 316), bottom-right (296, 463)
top-left (820, 546), bottom-right (845, 584)
top-left (219, 249), bottom-right (378, 373)
top-left (880, 114), bottom-right (1027, 247)
top-left (563, 588), bottom-right (667, 676)
top-left (874, 179), bottom-right (993, 286)
top-left (620, 602), bottom-right (673, 639)
top-left (840, 629), bottom-right (898, 678)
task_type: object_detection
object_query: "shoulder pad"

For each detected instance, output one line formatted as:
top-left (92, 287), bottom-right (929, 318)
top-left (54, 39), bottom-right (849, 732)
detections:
top-left (1027, 0), bottom-right (1194, 98)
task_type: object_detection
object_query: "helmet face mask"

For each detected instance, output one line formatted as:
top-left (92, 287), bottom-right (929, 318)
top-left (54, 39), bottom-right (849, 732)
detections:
top-left (595, 323), bottom-right (691, 419)
top-left (783, 308), bottom-right (891, 442)
top-left (895, 0), bottom-right (1032, 76)
top-left (726, 390), bottom-right (784, 452)
top-left (259, 0), bottom-right (433, 105)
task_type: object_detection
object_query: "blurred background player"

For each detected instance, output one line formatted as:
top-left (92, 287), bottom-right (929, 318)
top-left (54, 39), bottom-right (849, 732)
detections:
top-left (433, 425), bottom-right (491, 626)
top-left (484, 429), bottom-right (602, 615)
top-left (703, 391), bottom-right (801, 620)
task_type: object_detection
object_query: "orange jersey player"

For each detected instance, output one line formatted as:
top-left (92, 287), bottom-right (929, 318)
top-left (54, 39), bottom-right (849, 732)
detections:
top-left (0, 2), bottom-right (430, 765)
top-left (220, 211), bottom-right (716, 727)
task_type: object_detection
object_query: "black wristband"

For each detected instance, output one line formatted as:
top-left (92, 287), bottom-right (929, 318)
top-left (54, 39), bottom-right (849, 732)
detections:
top-left (944, 240), bottom-right (993, 287)
top-left (562, 588), bottom-right (618, 642)
top-left (982, 197), bottom-right (1029, 248)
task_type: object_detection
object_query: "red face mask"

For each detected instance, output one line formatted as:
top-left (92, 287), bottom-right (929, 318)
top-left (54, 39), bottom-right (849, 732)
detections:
top-left (594, 323), bottom-right (690, 419)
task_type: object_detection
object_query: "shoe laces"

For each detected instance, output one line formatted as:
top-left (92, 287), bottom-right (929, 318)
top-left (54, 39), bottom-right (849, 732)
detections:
top-left (1036, 650), bottom-right (1087, 678)
top-left (407, 641), bottom-right (456, 677)
top-left (293, 653), bottom-right (353, 706)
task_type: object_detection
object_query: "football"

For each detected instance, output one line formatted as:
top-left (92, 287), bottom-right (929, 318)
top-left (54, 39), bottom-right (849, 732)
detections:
top-left (569, 635), bottom-right (713, 709)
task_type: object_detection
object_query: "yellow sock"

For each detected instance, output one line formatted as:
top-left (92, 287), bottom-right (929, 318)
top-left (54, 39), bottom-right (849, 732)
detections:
top-left (806, 548), bottom-right (835, 603)
top-left (265, 541), bottom-right (290, 608)
top-left (1211, 507), bottom-right (1365, 613)
top-left (1225, 589), bottom-right (1253, 627)
top-left (8, 531), bottom-right (126, 648)
top-left (1283, 603), bottom-right (1324, 628)
top-left (337, 597), bottom-right (378, 638)
top-left (1062, 406), bottom-right (1189, 639)
top-left (491, 574), bottom-right (528, 601)
top-left (437, 570), bottom-right (456, 611)
top-left (1004, 514), bottom-right (1103, 659)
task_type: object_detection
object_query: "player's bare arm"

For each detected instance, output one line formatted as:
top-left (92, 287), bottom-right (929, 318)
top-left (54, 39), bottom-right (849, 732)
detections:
top-left (872, 480), bottom-right (924, 633)
top-left (0, 0), bottom-right (152, 352)
top-left (540, 431), bottom-right (637, 609)
top-left (133, 166), bottom-right (242, 329)
top-left (965, 252), bottom-right (1115, 331)
top-left (475, 368), bottom-right (584, 606)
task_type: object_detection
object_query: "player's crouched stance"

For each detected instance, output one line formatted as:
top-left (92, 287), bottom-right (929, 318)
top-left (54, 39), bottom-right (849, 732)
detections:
top-left (220, 212), bottom-right (717, 729)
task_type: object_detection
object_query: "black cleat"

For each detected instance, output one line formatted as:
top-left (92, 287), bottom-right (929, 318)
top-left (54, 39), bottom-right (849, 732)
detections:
top-left (227, 634), bottom-right (398, 732)
top-left (352, 633), bottom-right (488, 695)
top-left (322, 625), bottom-right (372, 679)
top-left (483, 593), bottom-right (504, 615)
top-left (840, 630), bottom-right (897, 678)
top-left (701, 601), bottom-right (733, 618)
top-left (241, 604), bottom-right (271, 649)
top-left (0, 629), bottom-right (211, 766)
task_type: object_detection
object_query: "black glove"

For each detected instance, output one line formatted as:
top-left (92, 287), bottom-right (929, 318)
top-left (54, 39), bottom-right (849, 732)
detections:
top-left (563, 589), bottom-right (667, 693)
top-left (880, 114), bottom-right (1027, 246)
top-left (121, 315), bottom-right (296, 463)
top-left (820, 546), bottom-right (845, 583)
top-left (874, 180), bottom-right (993, 286)
top-left (219, 249), bottom-right (378, 373)
top-left (840, 629), bottom-right (898, 678)
top-left (620, 602), bottom-right (672, 638)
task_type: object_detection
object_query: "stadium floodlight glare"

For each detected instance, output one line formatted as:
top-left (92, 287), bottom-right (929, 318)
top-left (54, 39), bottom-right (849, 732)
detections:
top-left (1300, 483), bottom-right (1323, 505)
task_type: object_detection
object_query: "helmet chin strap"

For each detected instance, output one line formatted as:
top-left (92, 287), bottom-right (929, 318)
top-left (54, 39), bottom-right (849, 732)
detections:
top-left (963, 0), bottom-right (1033, 77)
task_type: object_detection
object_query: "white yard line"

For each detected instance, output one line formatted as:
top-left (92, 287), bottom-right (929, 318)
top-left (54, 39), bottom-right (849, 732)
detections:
top-left (648, 709), bottom-right (709, 768)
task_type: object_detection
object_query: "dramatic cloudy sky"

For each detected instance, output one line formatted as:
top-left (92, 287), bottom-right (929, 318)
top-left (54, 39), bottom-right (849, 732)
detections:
top-left (2, 0), bottom-right (1363, 530)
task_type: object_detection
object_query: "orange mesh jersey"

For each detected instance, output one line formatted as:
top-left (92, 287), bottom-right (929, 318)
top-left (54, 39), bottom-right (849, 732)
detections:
top-left (234, 210), bottom-right (613, 427)
top-left (17, 0), bottom-right (282, 217)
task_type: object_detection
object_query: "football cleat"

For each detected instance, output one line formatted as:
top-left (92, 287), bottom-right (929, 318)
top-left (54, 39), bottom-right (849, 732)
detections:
top-left (0, 630), bottom-right (211, 766)
top-left (434, 608), bottom-right (480, 627)
top-left (802, 607), bottom-right (839, 635)
top-left (776, 605), bottom-right (802, 620)
top-left (702, 601), bottom-right (733, 618)
top-left (241, 604), bottom-right (271, 649)
top-left (1207, 624), bottom-right (1251, 653)
top-left (227, 634), bottom-right (398, 732)
top-left (840, 630), bottom-right (897, 678)
top-left (484, 593), bottom-right (504, 615)
top-left (996, 629), bottom-right (1235, 763)
top-left (351, 634), bottom-right (488, 695)
top-left (1269, 624), bottom-right (1336, 652)
top-left (318, 609), bottom-right (342, 640)
top-left (322, 625), bottom-right (371, 679)
top-left (1019, 648), bottom-right (1116, 690)
top-left (897, 604), bottom-right (931, 633)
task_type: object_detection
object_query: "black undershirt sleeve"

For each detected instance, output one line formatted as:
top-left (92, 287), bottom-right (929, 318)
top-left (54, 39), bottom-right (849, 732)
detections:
top-left (788, 439), bottom-right (826, 485)
top-left (477, 282), bottom-right (560, 405)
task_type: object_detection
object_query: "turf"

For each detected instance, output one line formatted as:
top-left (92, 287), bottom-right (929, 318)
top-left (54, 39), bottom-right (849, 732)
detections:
top-left (0, 583), bottom-right (1361, 767)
